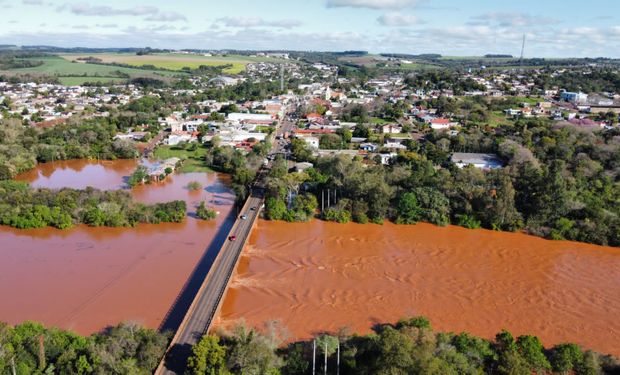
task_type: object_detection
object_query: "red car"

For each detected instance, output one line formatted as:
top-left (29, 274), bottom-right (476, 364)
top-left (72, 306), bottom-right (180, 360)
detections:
top-left (228, 235), bottom-right (237, 241)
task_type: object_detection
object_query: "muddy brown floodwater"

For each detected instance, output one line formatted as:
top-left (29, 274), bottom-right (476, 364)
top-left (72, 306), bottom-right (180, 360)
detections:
top-left (0, 160), bottom-right (235, 335)
top-left (215, 220), bottom-right (620, 356)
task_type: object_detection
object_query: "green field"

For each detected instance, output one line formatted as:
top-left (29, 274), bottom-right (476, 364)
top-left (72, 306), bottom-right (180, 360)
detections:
top-left (389, 62), bottom-right (442, 71)
top-left (370, 117), bottom-right (392, 125)
top-left (153, 144), bottom-right (212, 173)
top-left (61, 53), bottom-right (290, 75)
top-left (6, 56), bottom-right (184, 85)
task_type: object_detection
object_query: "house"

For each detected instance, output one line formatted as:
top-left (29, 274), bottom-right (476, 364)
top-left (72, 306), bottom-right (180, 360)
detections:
top-left (306, 113), bottom-right (323, 122)
top-left (360, 143), bottom-right (378, 152)
top-left (228, 113), bottom-right (274, 123)
top-left (378, 152), bottom-right (398, 165)
top-left (294, 162), bottom-right (314, 173)
top-left (146, 158), bottom-right (181, 182)
top-left (114, 132), bottom-right (148, 141)
top-left (298, 135), bottom-right (319, 149)
top-left (561, 91), bottom-right (588, 104)
top-left (429, 118), bottom-right (451, 130)
top-left (451, 153), bottom-right (503, 169)
top-left (166, 132), bottom-right (197, 146)
top-left (381, 124), bottom-right (402, 134)
top-left (504, 109), bottom-right (522, 118)
top-left (208, 76), bottom-right (238, 87)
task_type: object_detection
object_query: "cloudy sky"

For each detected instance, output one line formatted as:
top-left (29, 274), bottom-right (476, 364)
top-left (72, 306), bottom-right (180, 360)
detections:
top-left (1, 0), bottom-right (619, 57)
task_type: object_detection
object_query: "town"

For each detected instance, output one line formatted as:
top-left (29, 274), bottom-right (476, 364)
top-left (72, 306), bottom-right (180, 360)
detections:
top-left (1, 45), bottom-right (620, 375)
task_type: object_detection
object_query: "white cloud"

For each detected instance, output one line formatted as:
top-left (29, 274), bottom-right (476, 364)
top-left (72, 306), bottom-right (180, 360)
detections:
top-left (377, 13), bottom-right (421, 27)
top-left (146, 12), bottom-right (187, 22)
top-left (470, 12), bottom-right (558, 28)
top-left (326, 0), bottom-right (418, 9)
top-left (216, 17), bottom-right (302, 29)
top-left (22, 0), bottom-right (43, 5)
top-left (63, 3), bottom-right (159, 17)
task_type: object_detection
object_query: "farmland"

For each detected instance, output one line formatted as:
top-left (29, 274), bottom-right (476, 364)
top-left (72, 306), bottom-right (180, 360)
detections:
top-left (61, 53), bottom-right (289, 74)
top-left (3, 55), bottom-right (184, 85)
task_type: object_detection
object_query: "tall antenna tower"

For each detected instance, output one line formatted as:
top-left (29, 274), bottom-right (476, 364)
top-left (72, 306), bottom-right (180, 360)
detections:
top-left (519, 34), bottom-right (526, 66)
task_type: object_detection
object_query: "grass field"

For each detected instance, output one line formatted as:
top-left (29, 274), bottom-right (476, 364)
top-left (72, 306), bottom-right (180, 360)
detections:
top-left (61, 53), bottom-right (289, 75)
top-left (370, 117), bottom-right (392, 125)
top-left (153, 144), bottom-right (212, 173)
top-left (390, 62), bottom-right (442, 71)
top-left (6, 56), bottom-right (184, 85)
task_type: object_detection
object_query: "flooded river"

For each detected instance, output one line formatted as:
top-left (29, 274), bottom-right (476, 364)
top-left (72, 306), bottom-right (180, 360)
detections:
top-left (0, 160), bottom-right (235, 334)
top-left (215, 220), bottom-right (620, 356)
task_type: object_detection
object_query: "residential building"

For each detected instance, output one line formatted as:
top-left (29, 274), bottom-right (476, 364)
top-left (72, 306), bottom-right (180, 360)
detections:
top-left (451, 153), bottom-right (503, 169)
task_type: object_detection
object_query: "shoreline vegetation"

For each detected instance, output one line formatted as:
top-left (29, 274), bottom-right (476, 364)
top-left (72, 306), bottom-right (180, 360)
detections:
top-left (0, 180), bottom-right (186, 230)
top-left (257, 119), bottom-right (619, 248)
top-left (3, 317), bottom-right (617, 374)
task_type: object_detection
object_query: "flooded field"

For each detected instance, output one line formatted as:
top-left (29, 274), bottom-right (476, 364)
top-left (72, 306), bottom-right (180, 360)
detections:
top-left (0, 160), bottom-right (235, 334)
top-left (215, 220), bottom-right (620, 356)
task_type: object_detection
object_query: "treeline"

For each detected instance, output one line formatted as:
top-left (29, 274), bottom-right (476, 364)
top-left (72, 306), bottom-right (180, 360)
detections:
top-left (187, 317), bottom-right (620, 375)
top-left (204, 140), bottom-right (271, 201)
top-left (0, 321), bottom-right (169, 374)
top-left (0, 119), bottom-right (138, 180)
top-left (536, 68), bottom-right (620, 93)
top-left (0, 180), bottom-right (186, 229)
top-left (267, 120), bottom-right (620, 247)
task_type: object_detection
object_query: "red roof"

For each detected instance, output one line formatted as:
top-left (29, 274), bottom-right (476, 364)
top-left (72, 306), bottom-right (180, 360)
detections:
top-left (306, 113), bottom-right (323, 119)
top-left (294, 129), bottom-right (334, 134)
top-left (431, 118), bottom-right (450, 124)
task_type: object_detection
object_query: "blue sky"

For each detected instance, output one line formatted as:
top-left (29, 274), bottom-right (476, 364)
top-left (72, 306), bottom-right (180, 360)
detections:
top-left (1, 0), bottom-right (619, 57)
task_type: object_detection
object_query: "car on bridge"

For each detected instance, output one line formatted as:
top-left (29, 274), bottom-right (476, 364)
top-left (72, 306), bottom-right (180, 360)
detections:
top-left (240, 215), bottom-right (248, 220)
top-left (228, 235), bottom-right (237, 241)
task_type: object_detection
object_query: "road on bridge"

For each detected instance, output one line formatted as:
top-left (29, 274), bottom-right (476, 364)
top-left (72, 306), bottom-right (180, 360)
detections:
top-left (156, 189), bottom-right (265, 374)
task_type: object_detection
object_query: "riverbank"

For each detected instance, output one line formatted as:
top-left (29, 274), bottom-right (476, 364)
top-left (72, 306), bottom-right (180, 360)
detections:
top-left (214, 219), bottom-right (620, 357)
top-left (0, 159), bottom-right (235, 334)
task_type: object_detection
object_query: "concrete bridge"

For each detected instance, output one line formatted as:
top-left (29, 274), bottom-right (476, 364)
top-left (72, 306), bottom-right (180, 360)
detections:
top-left (155, 187), bottom-right (265, 374)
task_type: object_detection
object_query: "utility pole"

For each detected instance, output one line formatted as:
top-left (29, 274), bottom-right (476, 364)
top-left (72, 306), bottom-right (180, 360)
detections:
top-left (312, 340), bottom-right (316, 375)
top-left (327, 189), bottom-right (330, 208)
top-left (519, 34), bottom-right (526, 67)
top-left (337, 342), bottom-right (340, 375)
top-left (324, 342), bottom-right (327, 375)
top-left (322, 190), bottom-right (324, 212)
top-left (10, 357), bottom-right (16, 375)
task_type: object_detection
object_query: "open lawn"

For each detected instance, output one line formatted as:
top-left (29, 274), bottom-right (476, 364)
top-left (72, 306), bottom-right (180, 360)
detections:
top-left (153, 144), bottom-right (212, 173)
top-left (370, 117), bottom-right (392, 125)
top-left (6, 56), bottom-right (184, 85)
top-left (61, 53), bottom-right (290, 75)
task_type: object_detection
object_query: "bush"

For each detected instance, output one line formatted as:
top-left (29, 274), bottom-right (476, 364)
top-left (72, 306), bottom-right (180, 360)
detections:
top-left (196, 201), bottom-right (217, 221)
top-left (187, 181), bottom-right (203, 191)
top-left (323, 208), bottom-right (352, 223)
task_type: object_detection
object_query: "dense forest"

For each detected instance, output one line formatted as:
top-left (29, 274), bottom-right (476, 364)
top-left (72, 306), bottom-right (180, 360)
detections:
top-left (266, 120), bottom-right (620, 247)
top-left (0, 321), bottom-right (168, 374)
top-left (0, 180), bottom-right (186, 229)
top-left (187, 317), bottom-right (620, 375)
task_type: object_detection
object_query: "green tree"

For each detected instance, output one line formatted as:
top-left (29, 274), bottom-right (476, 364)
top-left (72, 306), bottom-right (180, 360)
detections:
top-left (516, 335), bottom-right (551, 373)
top-left (187, 335), bottom-right (228, 375)
top-left (395, 192), bottom-right (421, 224)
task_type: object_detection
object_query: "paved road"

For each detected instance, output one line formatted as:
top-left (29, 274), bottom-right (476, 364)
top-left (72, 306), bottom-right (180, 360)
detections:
top-left (156, 191), bottom-right (265, 374)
